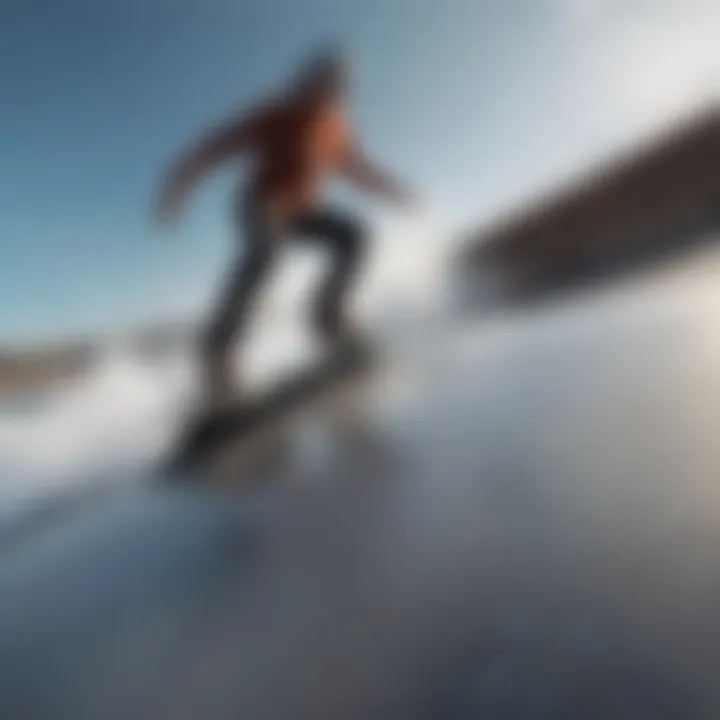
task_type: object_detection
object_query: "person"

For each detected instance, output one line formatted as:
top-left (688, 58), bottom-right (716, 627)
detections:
top-left (155, 49), bottom-right (417, 403)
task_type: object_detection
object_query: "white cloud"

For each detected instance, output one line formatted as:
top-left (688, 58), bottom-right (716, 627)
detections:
top-left (560, 0), bottom-right (720, 136)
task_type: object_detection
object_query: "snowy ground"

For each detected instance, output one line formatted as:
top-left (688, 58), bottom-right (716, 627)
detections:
top-left (3, 245), bottom-right (720, 717)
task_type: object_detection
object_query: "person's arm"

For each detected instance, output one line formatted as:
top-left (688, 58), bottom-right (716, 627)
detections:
top-left (154, 111), bottom-right (265, 224)
top-left (340, 146), bottom-right (417, 208)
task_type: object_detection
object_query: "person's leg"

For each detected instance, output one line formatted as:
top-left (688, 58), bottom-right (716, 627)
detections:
top-left (291, 208), bottom-right (367, 345)
top-left (200, 196), bottom-right (283, 399)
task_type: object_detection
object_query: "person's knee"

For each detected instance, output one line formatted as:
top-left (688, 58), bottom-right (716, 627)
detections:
top-left (243, 244), bottom-right (275, 276)
top-left (338, 216), bottom-right (367, 267)
top-left (202, 245), bottom-right (274, 356)
top-left (201, 320), bottom-right (229, 357)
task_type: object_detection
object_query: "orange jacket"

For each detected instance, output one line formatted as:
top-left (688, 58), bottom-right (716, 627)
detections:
top-left (243, 99), bottom-right (353, 214)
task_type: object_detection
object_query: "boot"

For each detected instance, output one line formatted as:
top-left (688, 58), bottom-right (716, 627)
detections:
top-left (314, 307), bottom-right (372, 361)
top-left (201, 351), bottom-right (242, 412)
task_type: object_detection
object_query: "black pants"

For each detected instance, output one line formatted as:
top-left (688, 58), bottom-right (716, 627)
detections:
top-left (202, 191), bottom-right (366, 363)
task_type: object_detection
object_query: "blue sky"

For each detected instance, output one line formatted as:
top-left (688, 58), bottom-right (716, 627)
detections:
top-left (1, 0), bottom-right (717, 343)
